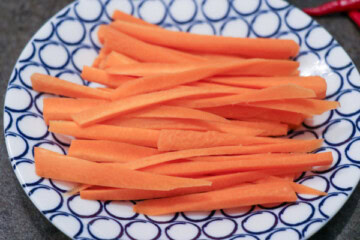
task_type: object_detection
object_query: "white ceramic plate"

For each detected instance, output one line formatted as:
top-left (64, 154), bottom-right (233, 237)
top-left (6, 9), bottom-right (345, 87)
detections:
top-left (4, 0), bottom-right (360, 239)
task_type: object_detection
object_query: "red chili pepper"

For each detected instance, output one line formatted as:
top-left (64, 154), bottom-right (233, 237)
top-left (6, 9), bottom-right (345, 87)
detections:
top-left (348, 10), bottom-right (360, 27)
top-left (303, 0), bottom-right (360, 16)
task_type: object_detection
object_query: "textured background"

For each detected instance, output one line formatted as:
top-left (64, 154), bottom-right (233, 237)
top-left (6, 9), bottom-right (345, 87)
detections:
top-left (0, 0), bottom-right (359, 239)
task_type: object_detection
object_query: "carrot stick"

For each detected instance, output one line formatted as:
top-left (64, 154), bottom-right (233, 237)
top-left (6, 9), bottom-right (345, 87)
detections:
top-left (157, 130), bottom-right (304, 151)
top-left (191, 153), bottom-right (304, 162)
top-left (110, 21), bottom-right (300, 59)
top-left (247, 99), bottom-right (340, 115)
top-left (256, 176), bottom-right (327, 196)
top-left (80, 171), bottom-right (268, 200)
top-left (188, 82), bottom-right (255, 94)
top-left (105, 63), bottom-right (196, 76)
top-left (198, 53), bottom-right (245, 62)
top-left (103, 51), bottom-right (138, 68)
top-left (129, 105), bottom-right (228, 123)
top-left (110, 60), bottom-right (300, 99)
top-left (122, 139), bottom-right (324, 170)
top-left (172, 84), bottom-right (316, 109)
top-left (105, 118), bottom-right (268, 136)
top-left (72, 86), bottom-right (231, 127)
top-left (99, 25), bottom-right (205, 63)
top-left (31, 73), bottom-right (111, 100)
top-left (66, 184), bottom-right (92, 196)
top-left (133, 181), bottom-right (297, 215)
top-left (81, 66), bottom-right (134, 88)
top-left (201, 105), bottom-right (305, 125)
top-left (34, 148), bottom-right (211, 191)
top-left (68, 140), bottom-right (159, 163)
top-left (209, 76), bottom-right (327, 99)
top-left (112, 10), bottom-right (157, 27)
top-left (92, 44), bottom-right (112, 68)
top-left (144, 152), bottom-right (333, 177)
top-left (43, 98), bottom-right (107, 125)
top-left (49, 121), bottom-right (160, 148)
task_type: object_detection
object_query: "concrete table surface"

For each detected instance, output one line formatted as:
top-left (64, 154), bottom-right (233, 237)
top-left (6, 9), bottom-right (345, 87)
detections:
top-left (0, 0), bottom-right (359, 239)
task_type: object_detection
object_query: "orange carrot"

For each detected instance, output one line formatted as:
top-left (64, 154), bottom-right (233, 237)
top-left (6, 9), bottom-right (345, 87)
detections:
top-left (66, 184), bottom-right (92, 196)
top-left (189, 82), bottom-right (255, 94)
top-left (34, 148), bottom-right (211, 191)
top-left (68, 140), bottom-right (159, 163)
top-left (133, 181), bottom-right (297, 215)
top-left (209, 76), bottom-right (327, 99)
top-left (99, 25), bottom-right (205, 63)
top-left (247, 99), bottom-right (340, 115)
top-left (201, 105), bottom-right (305, 125)
top-left (105, 63), bottom-right (196, 76)
top-left (80, 171), bottom-right (268, 200)
top-left (110, 60), bottom-right (300, 99)
top-left (72, 86), bottom-right (230, 127)
top-left (128, 105), bottom-right (228, 123)
top-left (112, 10), bottom-right (157, 27)
top-left (198, 53), bottom-right (245, 62)
top-left (191, 153), bottom-right (304, 162)
top-left (111, 21), bottom-right (300, 59)
top-left (103, 51), bottom-right (138, 68)
top-left (81, 66), bottom-right (134, 88)
top-left (43, 98), bottom-right (107, 124)
top-left (172, 84), bottom-right (316, 109)
top-left (105, 118), bottom-right (270, 136)
top-left (49, 121), bottom-right (160, 148)
top-left (157, 130), bottom-right (303, 151)
top-left (92, 44), bottom-right (112, 68)
top-left (144, 152), bottom-right (333, 177)
top-left (122, 139), bottom-right (324, 170)
top-left (31, 73), bottom-right (111, 100)
top-left (256, 176), bottom-right (327, 196)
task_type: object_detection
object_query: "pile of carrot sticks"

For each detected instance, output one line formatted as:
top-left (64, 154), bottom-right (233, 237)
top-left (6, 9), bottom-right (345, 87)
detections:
top-left (31, 10), bottom-right (338, 216)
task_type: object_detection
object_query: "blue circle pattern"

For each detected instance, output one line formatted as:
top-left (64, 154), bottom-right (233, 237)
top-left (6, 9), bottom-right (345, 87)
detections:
top-left (3, 0), bottom-right (360, 239)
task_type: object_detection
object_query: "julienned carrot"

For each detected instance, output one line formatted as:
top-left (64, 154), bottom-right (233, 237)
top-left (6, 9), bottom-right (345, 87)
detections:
top-left (43, 98), bottom-right (107, 125)
top-left (112, 10), bottom-right (157, 27)
top-left (98, 25), bottom-right (205, 63)
top-left (172, 84), bottom-right (316, 109)
top-left (103, 51), bottom-right (138, 68)
top-left (128, 105), bottom-right (228, 123)
top-left (105, 118), bottom-right (275, 137)
top-left (144, 152), bottom-right (333, 177)
top-left (157, 130), bottom-right (304, 151)
top-left (81, 66), bottom-right (134, 88)
top-left (133, 181), bottom-right (297, 215)
top-left (122, 139), bottom-right (324, 170)
top-left (34, 148), bottom-right (211, 191)
top-left (189, 82), bottom-right (255, 94)
top-left (92, 44), bottom-right (112, 68)
top-left (66, 184), bottom-right (91, 196)
top-left (110, 60), bottom-right (300, 99)
top-left (110, 21), bottom-right (300, 59)
top-left (191, 153), bottom-right (304, 162)
top-left (43, 98), bottom-right (229, 125)
top-left (247, 99), bottom-right (340, 115)
top-left (72, 86), bottom-right (231, 127)
top-left (198, 53), bottom-right (245, 62)
top-left (256, 176), bottom-right (327, 196)
top-left (209, 76), bottom-right (327, 99)
top-left (68, 140), bottom-right (159, 163)
top-left (201, 105), bottom-right (305, 125)
top-left (80, 171), bottom-right (269, 200)
top-left (49, 121), bottom-right (160, 148)
top-left (31, 73), bottom-right (111, 100)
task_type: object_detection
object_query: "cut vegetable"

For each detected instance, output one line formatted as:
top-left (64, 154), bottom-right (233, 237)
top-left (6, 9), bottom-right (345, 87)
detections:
top-left (103, 51), bottom-right (138, 68)
top-left (80, 170), bottom-right (268, 200)
top-left (133, 181), bottom-right (297, 215)
top-left (31, 73), bottom-right (111, 100)
top-left (81, 66), bottom-right (134, 88)
top-left (111, 20), bottom-right (300, 59)
top-left (72, 86), bottom-right (230, 127)
top-left (34, 148), bottom-right (211, 191)
top-left (122, 139), bottom-right (324, 170)
top-left (112, 10), bottom-right (157, 27)
top-left (99, 25), bottom-right (205, 63)
top-left (49, 121), bottom-right (160, 148)
top-left (144, 152), bottom-right (333, 177)
top-left (68, 140), bottom-right (159, 163)
top-left (172, 84), bottom-right (316, 108)
top-left (209, 76), bottom-right (327, 99)
top-left (157, 130), bottom-right (305, 151)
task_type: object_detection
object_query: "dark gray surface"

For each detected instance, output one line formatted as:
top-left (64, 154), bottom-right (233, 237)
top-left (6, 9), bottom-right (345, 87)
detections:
top-left (0, 0), bottom-right (359, 239)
